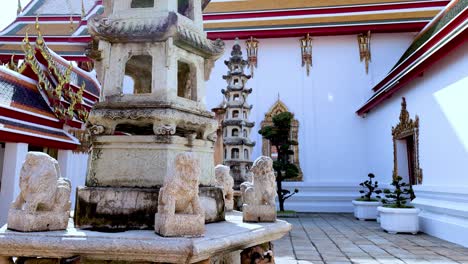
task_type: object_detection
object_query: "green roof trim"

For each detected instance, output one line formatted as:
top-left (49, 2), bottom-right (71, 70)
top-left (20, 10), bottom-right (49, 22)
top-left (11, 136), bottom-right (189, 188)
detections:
top-left (392, 0), bottom-right (467, 70)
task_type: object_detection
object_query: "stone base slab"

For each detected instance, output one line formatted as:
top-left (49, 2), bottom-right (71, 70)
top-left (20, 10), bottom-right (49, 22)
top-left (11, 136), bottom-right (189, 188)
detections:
top-left (7, 209), bottom-right (68, 232)
top-left (154, 213), bottom-right (204, 237)
top-left (242, 205), bottom-right (276, 223)
top-left (75, 186), bottom-right (224, 231)
top-left (0, 212), bottom-right (291, 263)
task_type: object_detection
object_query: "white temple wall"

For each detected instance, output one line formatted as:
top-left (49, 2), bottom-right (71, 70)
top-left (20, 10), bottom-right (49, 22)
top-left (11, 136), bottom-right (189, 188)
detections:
top-left (364, 42), bottom-right (468, 246)
top-left (0, 143), bottom-right (28, 225)
top-left (57, 150), bottom-right (88, 209)
top-left (206, 33), bottom-right (415, 211)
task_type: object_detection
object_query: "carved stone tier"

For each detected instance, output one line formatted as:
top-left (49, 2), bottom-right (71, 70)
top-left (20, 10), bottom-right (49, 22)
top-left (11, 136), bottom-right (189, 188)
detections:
top-left (222, 120), bottom-right (255, 128)
top-left (75, 186), bottom-right (224, 231)
top-left (0, 212), bottom-right (290, 263)
top-left (89, 12), bottom-right (224, 58)
top-left (86, 136), bottom-right (216, 187)
top-left (88, 102), bottom-right (218, 139)
top-left (224, 137), bottom-right (256, 147)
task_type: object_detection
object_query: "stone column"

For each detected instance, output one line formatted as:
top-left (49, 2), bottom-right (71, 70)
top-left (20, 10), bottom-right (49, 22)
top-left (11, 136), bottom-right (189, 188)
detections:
top-left (0, 143), bottom-right (28, 225)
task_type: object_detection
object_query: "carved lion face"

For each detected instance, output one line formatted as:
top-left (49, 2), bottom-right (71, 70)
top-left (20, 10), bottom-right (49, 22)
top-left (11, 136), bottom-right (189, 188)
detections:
top-left (251, 156), bottom-right (274, 176)
top-left (175, 152), bottom-right (200, 187)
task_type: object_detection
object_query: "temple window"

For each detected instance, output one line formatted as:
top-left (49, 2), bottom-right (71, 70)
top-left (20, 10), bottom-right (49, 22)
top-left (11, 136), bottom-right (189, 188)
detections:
top-left (233, 94), bottom-right (240, 101)
top-left (232, 110), bottom-right (239, 118)
top-left (392, 97), bottom-right (422, 186)
top-left (131, 0), bottom-right (154, 8)
top-left (224, 128), bottom-right (227, 137)
top-left (178, 0), bottom-right (194, 20)
top-left (224, 149), bottom-right (227, 159)
top-left (231, 148), bottom-right (239, 159)
top-left (243, 129), bottom-right (247, 137)
top-left (124, 55), bottom-right (152, 94)
top-left (232, 128), bottom-right (239, 137)
top-left (244, 149), bottom-right (249, 160)
top-left (233, 78), bottom-right (239, 86)
top-left (243, 111), bottom-right (247, 119)
top-left (177, 61), bottom-right (196, 100)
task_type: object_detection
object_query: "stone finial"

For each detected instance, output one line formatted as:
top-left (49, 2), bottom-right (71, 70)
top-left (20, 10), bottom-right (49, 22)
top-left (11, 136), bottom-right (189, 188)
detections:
top-left (8, 152), bottom-right (71, 232)
top-left (240, 156), bottom-right (277, 222)
top-left (215, 165), bottom-right (234, 211)
top-left (154, 153), bottom-right (205, 237)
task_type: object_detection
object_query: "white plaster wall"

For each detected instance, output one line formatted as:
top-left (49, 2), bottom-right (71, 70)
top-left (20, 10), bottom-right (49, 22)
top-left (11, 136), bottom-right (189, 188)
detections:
top-left (365, 41), bottom-right (468, 187)
top-left (206, 33), bottom-right (414, 186)
top-left (0, 145), bottom-right (4, 187)
top-left (58, 151), bottom-right (88, 209)
top-left (364, 41), bottom-right (468, 246)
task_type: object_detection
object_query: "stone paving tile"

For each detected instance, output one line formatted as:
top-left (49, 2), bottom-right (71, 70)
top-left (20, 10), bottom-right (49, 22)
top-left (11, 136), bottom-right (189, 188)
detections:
top-left (273, 213), bottom-right (468, 264)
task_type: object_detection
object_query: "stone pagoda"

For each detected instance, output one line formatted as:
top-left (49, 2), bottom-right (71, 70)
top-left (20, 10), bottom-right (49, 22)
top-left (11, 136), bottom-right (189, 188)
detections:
top-left (75, 0), bottom-right (226, 230)
top-left (222, 42), bottom-right (256, 189)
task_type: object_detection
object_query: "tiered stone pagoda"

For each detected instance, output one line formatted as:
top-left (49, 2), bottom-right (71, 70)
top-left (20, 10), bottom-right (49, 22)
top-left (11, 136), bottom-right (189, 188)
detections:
top-left (222, 42), bottom-right (256, 188)
top-left (75, 0), bottom-right (226, 230)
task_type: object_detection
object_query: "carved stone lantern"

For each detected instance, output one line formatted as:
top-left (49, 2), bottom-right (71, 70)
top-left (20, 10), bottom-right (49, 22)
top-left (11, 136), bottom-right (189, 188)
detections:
top-left (75, 0), bottom-right (226, 230)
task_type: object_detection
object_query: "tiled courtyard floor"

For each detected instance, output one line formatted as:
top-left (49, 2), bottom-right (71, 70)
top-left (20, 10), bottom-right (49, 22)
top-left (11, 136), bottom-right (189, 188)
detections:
top-left (273, 214), bottom-right (468, 264)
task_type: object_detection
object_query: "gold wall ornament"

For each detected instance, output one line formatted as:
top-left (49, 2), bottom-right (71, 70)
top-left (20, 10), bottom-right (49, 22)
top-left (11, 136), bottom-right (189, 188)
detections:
top-left (392, 97), bottom-right (423, 185)
top-left (300, 33), bottom-right (313, 76)
top-left (261, 98), bottom-right (303, 181)
top-left (245, 36), bottom-right (259, 77)
top-left (358, 31), bottom-right (371, 74)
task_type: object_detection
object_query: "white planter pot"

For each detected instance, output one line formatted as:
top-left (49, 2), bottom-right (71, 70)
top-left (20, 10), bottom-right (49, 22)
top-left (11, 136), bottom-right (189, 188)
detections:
top-left (378, 206), bottom-right (421, 234)
top-left (352, 200), bottom-right (381, 220)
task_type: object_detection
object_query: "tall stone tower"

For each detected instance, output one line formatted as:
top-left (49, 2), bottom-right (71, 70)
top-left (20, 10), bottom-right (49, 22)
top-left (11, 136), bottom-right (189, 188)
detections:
top-left (222, 42), bottom-right (255, 189)
top-left (76, 0), bottom-right (225, 230)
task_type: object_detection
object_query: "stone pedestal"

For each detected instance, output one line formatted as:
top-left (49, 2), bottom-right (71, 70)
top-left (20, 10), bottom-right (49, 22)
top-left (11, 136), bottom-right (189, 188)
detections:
top-left (242, 205), bottom-right (277, 223)
top-left (87, 135), bottom-right (216, 187)
top-left (75, 186), bottom-right (224, 231)
top-left (154, 213), bottom-right (204, 237)
top-left (0, 212), bottom-right (291, 263)
top-left (7, 209), bottom-right (69, 232)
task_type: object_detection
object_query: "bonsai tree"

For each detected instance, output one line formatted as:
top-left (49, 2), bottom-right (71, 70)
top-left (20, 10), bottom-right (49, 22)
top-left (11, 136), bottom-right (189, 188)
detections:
top-left (358, 173), bottom-right (382, 201)
top-left (258, 112), bottom-right (299, 212)
top-left (382, 176), bottom-right (415, 208)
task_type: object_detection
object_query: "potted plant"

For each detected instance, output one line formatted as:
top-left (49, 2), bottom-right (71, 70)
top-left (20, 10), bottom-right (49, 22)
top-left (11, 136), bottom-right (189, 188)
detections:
top-left (352, 173), bottom-right (382, 220)
top-left (378, 176), bottom-right (420, 234)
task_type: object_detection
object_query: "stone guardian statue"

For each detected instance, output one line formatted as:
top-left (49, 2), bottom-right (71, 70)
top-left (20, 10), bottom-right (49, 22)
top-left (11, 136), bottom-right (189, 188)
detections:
top-left (215, 165), bottom-right (234, 211)
top-left (8, 152), bottom-right (71, 232)
top-left (154, 153), bottom-right (205, 237)
top-left (241, 156), bottom-right (277, 222)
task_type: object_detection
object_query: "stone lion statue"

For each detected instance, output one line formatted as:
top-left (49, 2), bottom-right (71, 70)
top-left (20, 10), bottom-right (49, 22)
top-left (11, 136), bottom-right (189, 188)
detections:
top-left (155, 152), bottom-right (204, 237)
top-left (8, 152), bottom-right (71, 231)
top-left (11, 152), bottom-right (71, 213)
top-left (215, 164), bottom-right (234, 211)
top-left (241, 156), bottom-right (277, 222)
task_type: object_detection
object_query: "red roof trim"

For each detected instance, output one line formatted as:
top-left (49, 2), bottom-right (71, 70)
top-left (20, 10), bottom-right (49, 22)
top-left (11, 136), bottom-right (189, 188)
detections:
top-left (0, 106), bottom-right (62, 129)
top-left (0, 36), bottom-right (92, 43)
top-left (207, 22), bottom-right (428, 40)
top-left (371, 7), bottom-right (468, 93)
top-left (356, 29), bottom-right (467, 116)
top-left (0, 130), bottom-right (77, 150)
top-left (204, 1), bottom-right (448, 20)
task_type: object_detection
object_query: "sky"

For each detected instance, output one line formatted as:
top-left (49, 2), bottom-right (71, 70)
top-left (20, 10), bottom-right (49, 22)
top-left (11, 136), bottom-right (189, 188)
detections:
top-left (0, 0), bottom-right (32, 32)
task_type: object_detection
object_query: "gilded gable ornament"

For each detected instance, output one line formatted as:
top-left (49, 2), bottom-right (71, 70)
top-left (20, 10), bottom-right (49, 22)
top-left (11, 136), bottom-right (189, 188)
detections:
top-left (245, 36), bottom-right (259, 77)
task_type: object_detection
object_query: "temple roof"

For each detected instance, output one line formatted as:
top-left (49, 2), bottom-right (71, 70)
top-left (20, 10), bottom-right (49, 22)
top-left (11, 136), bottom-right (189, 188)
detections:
top-left (357, 0), bottom-right (467, 116)
top-left (0, 28), bottom-right (101, 149)
top-left (0, 0), bottom-right (450, 61)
